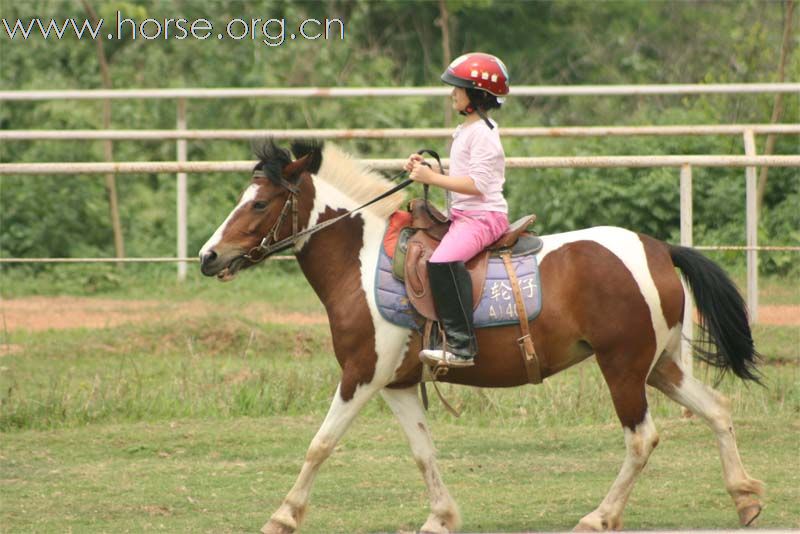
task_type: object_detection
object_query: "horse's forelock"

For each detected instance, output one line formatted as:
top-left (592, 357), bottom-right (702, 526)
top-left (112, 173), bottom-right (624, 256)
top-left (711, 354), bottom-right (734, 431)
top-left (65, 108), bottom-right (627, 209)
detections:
top-left (253, 139), bottom-right (293, 183)
top-left (252, 139), bottom-right (324, 185)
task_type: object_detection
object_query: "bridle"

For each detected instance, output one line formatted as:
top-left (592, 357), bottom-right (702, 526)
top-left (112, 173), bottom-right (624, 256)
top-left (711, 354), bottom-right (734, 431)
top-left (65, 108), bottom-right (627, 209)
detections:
top-left (243, 149), bottom-right (444, 265)
top-left (243, 169), bottom-right (301, 264)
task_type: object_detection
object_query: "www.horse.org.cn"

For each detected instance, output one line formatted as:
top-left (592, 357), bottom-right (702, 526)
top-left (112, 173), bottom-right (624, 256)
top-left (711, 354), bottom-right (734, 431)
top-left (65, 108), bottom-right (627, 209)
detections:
top-left (1, 12), bottom-right (345, 47)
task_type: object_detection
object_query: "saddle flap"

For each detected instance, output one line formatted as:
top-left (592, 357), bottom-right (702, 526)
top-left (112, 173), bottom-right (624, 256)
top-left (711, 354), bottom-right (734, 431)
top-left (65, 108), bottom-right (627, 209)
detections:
top-left (489, 214), bottom-right (537, 250)
top-left (409, 199), bottom-right (450, 241)
top-left (403, 229), bottom-right (489, 321)
top-left (404, 231), bottom-right (436, 299)
top-left (392, 227), bottom-right (416, 281)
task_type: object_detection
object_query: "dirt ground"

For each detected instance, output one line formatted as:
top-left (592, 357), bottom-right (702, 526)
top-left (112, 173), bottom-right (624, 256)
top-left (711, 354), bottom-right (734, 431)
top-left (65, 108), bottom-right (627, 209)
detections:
top-left (0, 296), bottom-right (796, 359)
top-left (757, 305), bottom-right (800, 327)
top-left (0, 296), bottom-right (328, 333)
top-left (1, 296), bottom-right (799, 333)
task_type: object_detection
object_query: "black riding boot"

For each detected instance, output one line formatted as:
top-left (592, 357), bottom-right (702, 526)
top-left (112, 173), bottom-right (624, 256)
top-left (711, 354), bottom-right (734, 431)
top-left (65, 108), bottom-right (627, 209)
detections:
top-left (419, 260), bottom-right (478, 367)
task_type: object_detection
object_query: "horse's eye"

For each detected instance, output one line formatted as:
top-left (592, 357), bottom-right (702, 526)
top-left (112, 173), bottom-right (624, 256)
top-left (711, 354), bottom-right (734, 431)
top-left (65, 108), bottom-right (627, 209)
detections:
top-left (253, 201), bottom-right (268, 211)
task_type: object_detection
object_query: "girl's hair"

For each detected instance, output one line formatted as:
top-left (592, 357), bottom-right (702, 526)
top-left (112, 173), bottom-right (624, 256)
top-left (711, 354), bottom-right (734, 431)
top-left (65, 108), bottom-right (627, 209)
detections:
top-left (466, 88), bottom-right (502, 111)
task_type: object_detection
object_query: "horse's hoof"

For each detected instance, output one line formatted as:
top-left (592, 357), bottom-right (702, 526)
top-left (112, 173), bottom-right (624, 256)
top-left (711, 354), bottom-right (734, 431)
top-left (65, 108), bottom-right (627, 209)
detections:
top-left (738, 503), bottom-right (762, 526)
top-left (573, 518), bottom-right (602, 532)
top-left (420, 513), bottom-right (457, 533)
top-left (574, 512), bottom-right (619, 531)
top-left (261, 519), bottom-right (294, 534)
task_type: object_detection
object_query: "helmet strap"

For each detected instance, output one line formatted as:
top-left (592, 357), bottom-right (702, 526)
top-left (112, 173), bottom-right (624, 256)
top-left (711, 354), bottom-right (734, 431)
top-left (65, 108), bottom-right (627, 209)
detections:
top-left (475, 106), bottom-right (494, 130)
top-left (459, 100), bottom-right (493, 129)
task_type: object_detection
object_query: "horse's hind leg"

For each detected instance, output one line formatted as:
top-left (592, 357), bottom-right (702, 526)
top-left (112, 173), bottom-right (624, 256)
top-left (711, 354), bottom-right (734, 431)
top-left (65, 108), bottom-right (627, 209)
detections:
top-left (381, 386), bottom-right (461, 533)
top-left (647, 346), bottom-right (764, 526)
top-left (575, 352), bottom-right (659, 532)
top-left (262, 381), bottom-right (382, 534)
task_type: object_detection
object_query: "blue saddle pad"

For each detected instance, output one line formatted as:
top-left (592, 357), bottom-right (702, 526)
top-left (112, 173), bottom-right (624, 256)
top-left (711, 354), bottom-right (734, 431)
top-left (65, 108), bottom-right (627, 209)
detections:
top-left (375, 241), bottom-right (542, 330)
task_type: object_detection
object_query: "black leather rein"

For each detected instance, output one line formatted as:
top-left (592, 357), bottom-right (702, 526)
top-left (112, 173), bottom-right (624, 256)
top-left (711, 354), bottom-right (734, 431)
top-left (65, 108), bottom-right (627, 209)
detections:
top-left (242, 149), bottom-right (443, 265)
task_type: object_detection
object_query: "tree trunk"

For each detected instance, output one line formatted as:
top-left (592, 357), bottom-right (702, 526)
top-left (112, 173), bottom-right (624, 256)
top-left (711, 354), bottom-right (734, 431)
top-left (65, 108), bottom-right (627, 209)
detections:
top-left (756, 0), bottom-right (795, 213)
top-left (82, 0), bottom-right (125, 264)
top-left (438, 0), bottom-right (453, 127)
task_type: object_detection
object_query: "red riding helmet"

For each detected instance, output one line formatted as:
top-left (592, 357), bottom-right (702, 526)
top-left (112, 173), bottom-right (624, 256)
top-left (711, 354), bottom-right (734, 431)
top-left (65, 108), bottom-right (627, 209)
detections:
top-left (441, 52), bottom-right (510, 97)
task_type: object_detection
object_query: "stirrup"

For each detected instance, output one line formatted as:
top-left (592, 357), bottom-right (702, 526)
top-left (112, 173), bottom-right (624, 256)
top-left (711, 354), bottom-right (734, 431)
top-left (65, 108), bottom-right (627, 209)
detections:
top-left (419, 349), bottom-right (475, 369)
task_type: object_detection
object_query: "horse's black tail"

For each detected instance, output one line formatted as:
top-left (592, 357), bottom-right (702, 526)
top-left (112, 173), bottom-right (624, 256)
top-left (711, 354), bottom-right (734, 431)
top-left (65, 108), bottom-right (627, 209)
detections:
top-left (669, 244), bottom-right (762, 383)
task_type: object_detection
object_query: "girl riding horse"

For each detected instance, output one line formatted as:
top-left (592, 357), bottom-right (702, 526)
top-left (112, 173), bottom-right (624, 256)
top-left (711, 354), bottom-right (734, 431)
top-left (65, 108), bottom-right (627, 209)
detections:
top-left (405, 52), bottom-right (511, 369)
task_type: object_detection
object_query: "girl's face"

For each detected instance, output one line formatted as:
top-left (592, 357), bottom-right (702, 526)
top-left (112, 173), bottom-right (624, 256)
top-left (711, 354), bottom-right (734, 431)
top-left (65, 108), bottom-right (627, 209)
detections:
top-left (451, 87), bottom-right (470, 112)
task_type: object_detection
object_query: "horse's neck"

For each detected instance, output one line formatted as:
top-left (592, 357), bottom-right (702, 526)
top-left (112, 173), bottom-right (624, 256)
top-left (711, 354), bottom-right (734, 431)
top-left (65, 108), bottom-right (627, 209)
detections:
top-left (294, 180), bottom-right (384, 310)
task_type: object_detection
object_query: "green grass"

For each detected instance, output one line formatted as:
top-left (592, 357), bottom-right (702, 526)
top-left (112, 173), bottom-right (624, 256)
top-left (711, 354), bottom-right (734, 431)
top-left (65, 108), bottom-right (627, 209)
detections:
top-left (1, 415), bottom-right (798, 533)
top-left (1, 316), bottom-right (797, 431)
top-left (0, 267), bottom-right (797, 532)
top-left (0, 315), bottom-right (797, 532)
top-left (756, 275), bottom-right (800, 306)
top-left (0, 318), bottom-right (338, 430)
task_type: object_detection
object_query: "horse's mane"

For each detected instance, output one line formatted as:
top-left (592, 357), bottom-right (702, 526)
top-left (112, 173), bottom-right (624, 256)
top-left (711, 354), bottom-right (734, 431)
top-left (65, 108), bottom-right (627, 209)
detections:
top-left (294, 140), bottom-right (406, 219)
top-left (253, 139), bottom-right (404, 219)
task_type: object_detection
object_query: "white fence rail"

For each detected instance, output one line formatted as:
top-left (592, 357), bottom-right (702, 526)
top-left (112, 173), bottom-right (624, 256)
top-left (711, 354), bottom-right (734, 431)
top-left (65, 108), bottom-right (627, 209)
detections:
top-left (2, 155), bottom-right (799, 174)
top-left (3, 124), bottom-right (800, 141)
top-left (1, 83), bottom-right (798, 100)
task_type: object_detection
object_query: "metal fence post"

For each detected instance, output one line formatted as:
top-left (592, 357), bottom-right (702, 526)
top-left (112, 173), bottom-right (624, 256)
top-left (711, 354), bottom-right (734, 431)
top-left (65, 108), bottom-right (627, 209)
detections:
top-left (176, 98), bottom-right (188, 281)
top-left (743, 130), bottom-right (759, 324)
top-left (680, 163), bottom-right (694, 376)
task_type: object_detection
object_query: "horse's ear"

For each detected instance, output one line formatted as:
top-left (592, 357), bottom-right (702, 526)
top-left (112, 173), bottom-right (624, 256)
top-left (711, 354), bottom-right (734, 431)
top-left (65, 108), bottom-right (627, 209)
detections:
top-left (283, 146), bottom-right (322, 182)
top-left (290, 140), bottom-right (323, 174)
top-left (282, 154), bottom-right (311, 182)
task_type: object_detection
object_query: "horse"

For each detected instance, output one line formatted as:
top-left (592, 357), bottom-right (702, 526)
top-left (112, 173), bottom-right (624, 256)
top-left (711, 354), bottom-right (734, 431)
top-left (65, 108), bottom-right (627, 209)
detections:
top-left (199, 139), bottom-right (764, 533)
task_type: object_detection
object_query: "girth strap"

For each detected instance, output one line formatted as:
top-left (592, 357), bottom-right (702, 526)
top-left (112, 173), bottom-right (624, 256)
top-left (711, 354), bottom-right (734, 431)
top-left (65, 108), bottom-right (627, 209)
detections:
top-left (499, 251), bottom-right (542, 384)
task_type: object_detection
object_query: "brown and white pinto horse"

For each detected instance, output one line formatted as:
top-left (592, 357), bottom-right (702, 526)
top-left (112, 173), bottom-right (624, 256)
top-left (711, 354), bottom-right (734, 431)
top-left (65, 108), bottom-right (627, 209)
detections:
top-left (199, 140), bottom-right (764, 533)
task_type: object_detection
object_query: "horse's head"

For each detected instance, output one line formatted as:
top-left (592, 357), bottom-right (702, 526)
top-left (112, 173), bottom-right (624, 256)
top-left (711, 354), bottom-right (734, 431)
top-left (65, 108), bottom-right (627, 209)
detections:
top-left (199, 140), bottom-right (321, 281)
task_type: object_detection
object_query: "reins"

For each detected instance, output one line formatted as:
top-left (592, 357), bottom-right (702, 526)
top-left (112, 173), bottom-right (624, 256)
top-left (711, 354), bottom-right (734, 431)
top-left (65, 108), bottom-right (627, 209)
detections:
top-left (243, 148), bottom-right (442, 264)
top-left (416, 149), bottom-right (448, 223)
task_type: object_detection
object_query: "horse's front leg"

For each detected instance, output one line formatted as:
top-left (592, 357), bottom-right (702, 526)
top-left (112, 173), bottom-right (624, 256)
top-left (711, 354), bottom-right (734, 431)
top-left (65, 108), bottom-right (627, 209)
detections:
top-left (381, 386), bottom-right (461, 533)
top-left (262, 380), bottom-right (382, 534)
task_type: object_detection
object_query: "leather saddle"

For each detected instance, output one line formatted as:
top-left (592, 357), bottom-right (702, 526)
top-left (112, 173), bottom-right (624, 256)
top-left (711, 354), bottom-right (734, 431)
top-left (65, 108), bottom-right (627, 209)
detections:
top-left (396, 199), bottom-right (542, 322)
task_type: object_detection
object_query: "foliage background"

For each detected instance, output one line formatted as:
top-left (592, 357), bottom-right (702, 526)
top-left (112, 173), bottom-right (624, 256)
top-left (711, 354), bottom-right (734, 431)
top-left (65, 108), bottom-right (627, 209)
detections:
top-left (0, 0), bottom-right (798, 276)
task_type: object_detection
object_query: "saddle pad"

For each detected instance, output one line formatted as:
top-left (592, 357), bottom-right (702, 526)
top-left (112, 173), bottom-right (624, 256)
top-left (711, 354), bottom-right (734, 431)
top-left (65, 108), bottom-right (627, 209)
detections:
top-left (375, 242), bottom-right (542, 330)
top-left (383, 210), bottom-right (413, 258)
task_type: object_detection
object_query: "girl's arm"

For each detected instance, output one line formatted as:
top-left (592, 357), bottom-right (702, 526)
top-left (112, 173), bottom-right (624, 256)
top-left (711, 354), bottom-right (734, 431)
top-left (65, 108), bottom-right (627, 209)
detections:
top-left (409, 163), bottom-right (481, 195)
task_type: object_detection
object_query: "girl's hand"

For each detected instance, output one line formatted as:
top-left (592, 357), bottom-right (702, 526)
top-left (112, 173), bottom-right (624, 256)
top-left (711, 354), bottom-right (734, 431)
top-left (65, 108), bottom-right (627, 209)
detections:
top-left (404, 153), bottom-right (424, 172)
top-left (409, 161), bottom-right (435, 184)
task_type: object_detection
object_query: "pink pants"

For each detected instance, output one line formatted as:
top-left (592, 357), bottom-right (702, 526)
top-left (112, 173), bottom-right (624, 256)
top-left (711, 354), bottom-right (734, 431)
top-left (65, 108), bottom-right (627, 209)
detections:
top-left (429, 209), bottom-right (510, 263)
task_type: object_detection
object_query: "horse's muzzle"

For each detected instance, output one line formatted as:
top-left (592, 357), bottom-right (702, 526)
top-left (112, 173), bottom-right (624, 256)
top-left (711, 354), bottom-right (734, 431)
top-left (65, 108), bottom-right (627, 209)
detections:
top-left (200, 250), bottom-right (221, 276)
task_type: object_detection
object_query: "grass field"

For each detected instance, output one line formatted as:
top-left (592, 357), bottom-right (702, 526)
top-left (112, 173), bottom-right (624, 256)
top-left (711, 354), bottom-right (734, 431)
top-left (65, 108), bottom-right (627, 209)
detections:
top-left (1, 263), bottom-right (798, 532)
top-left (2, 415), bottom-right (798, 533)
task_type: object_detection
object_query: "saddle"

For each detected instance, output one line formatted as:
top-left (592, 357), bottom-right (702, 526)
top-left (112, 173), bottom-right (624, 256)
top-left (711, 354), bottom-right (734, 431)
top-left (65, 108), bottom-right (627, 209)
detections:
top-left (383, 199), bottom-right (544, 384)
top-left (391, 199), bottom-right (544, 384)
top-left (396, 199), bottom-right (541, 320)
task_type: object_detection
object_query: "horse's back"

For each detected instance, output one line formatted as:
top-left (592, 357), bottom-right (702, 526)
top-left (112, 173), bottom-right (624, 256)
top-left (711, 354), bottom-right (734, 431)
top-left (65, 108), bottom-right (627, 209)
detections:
top-left (537, 226), bottom-right (676, 287)
top-left (533, 226), bottom-right (683, 359)
top-left (538, 225), bottom-right (657, 259)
